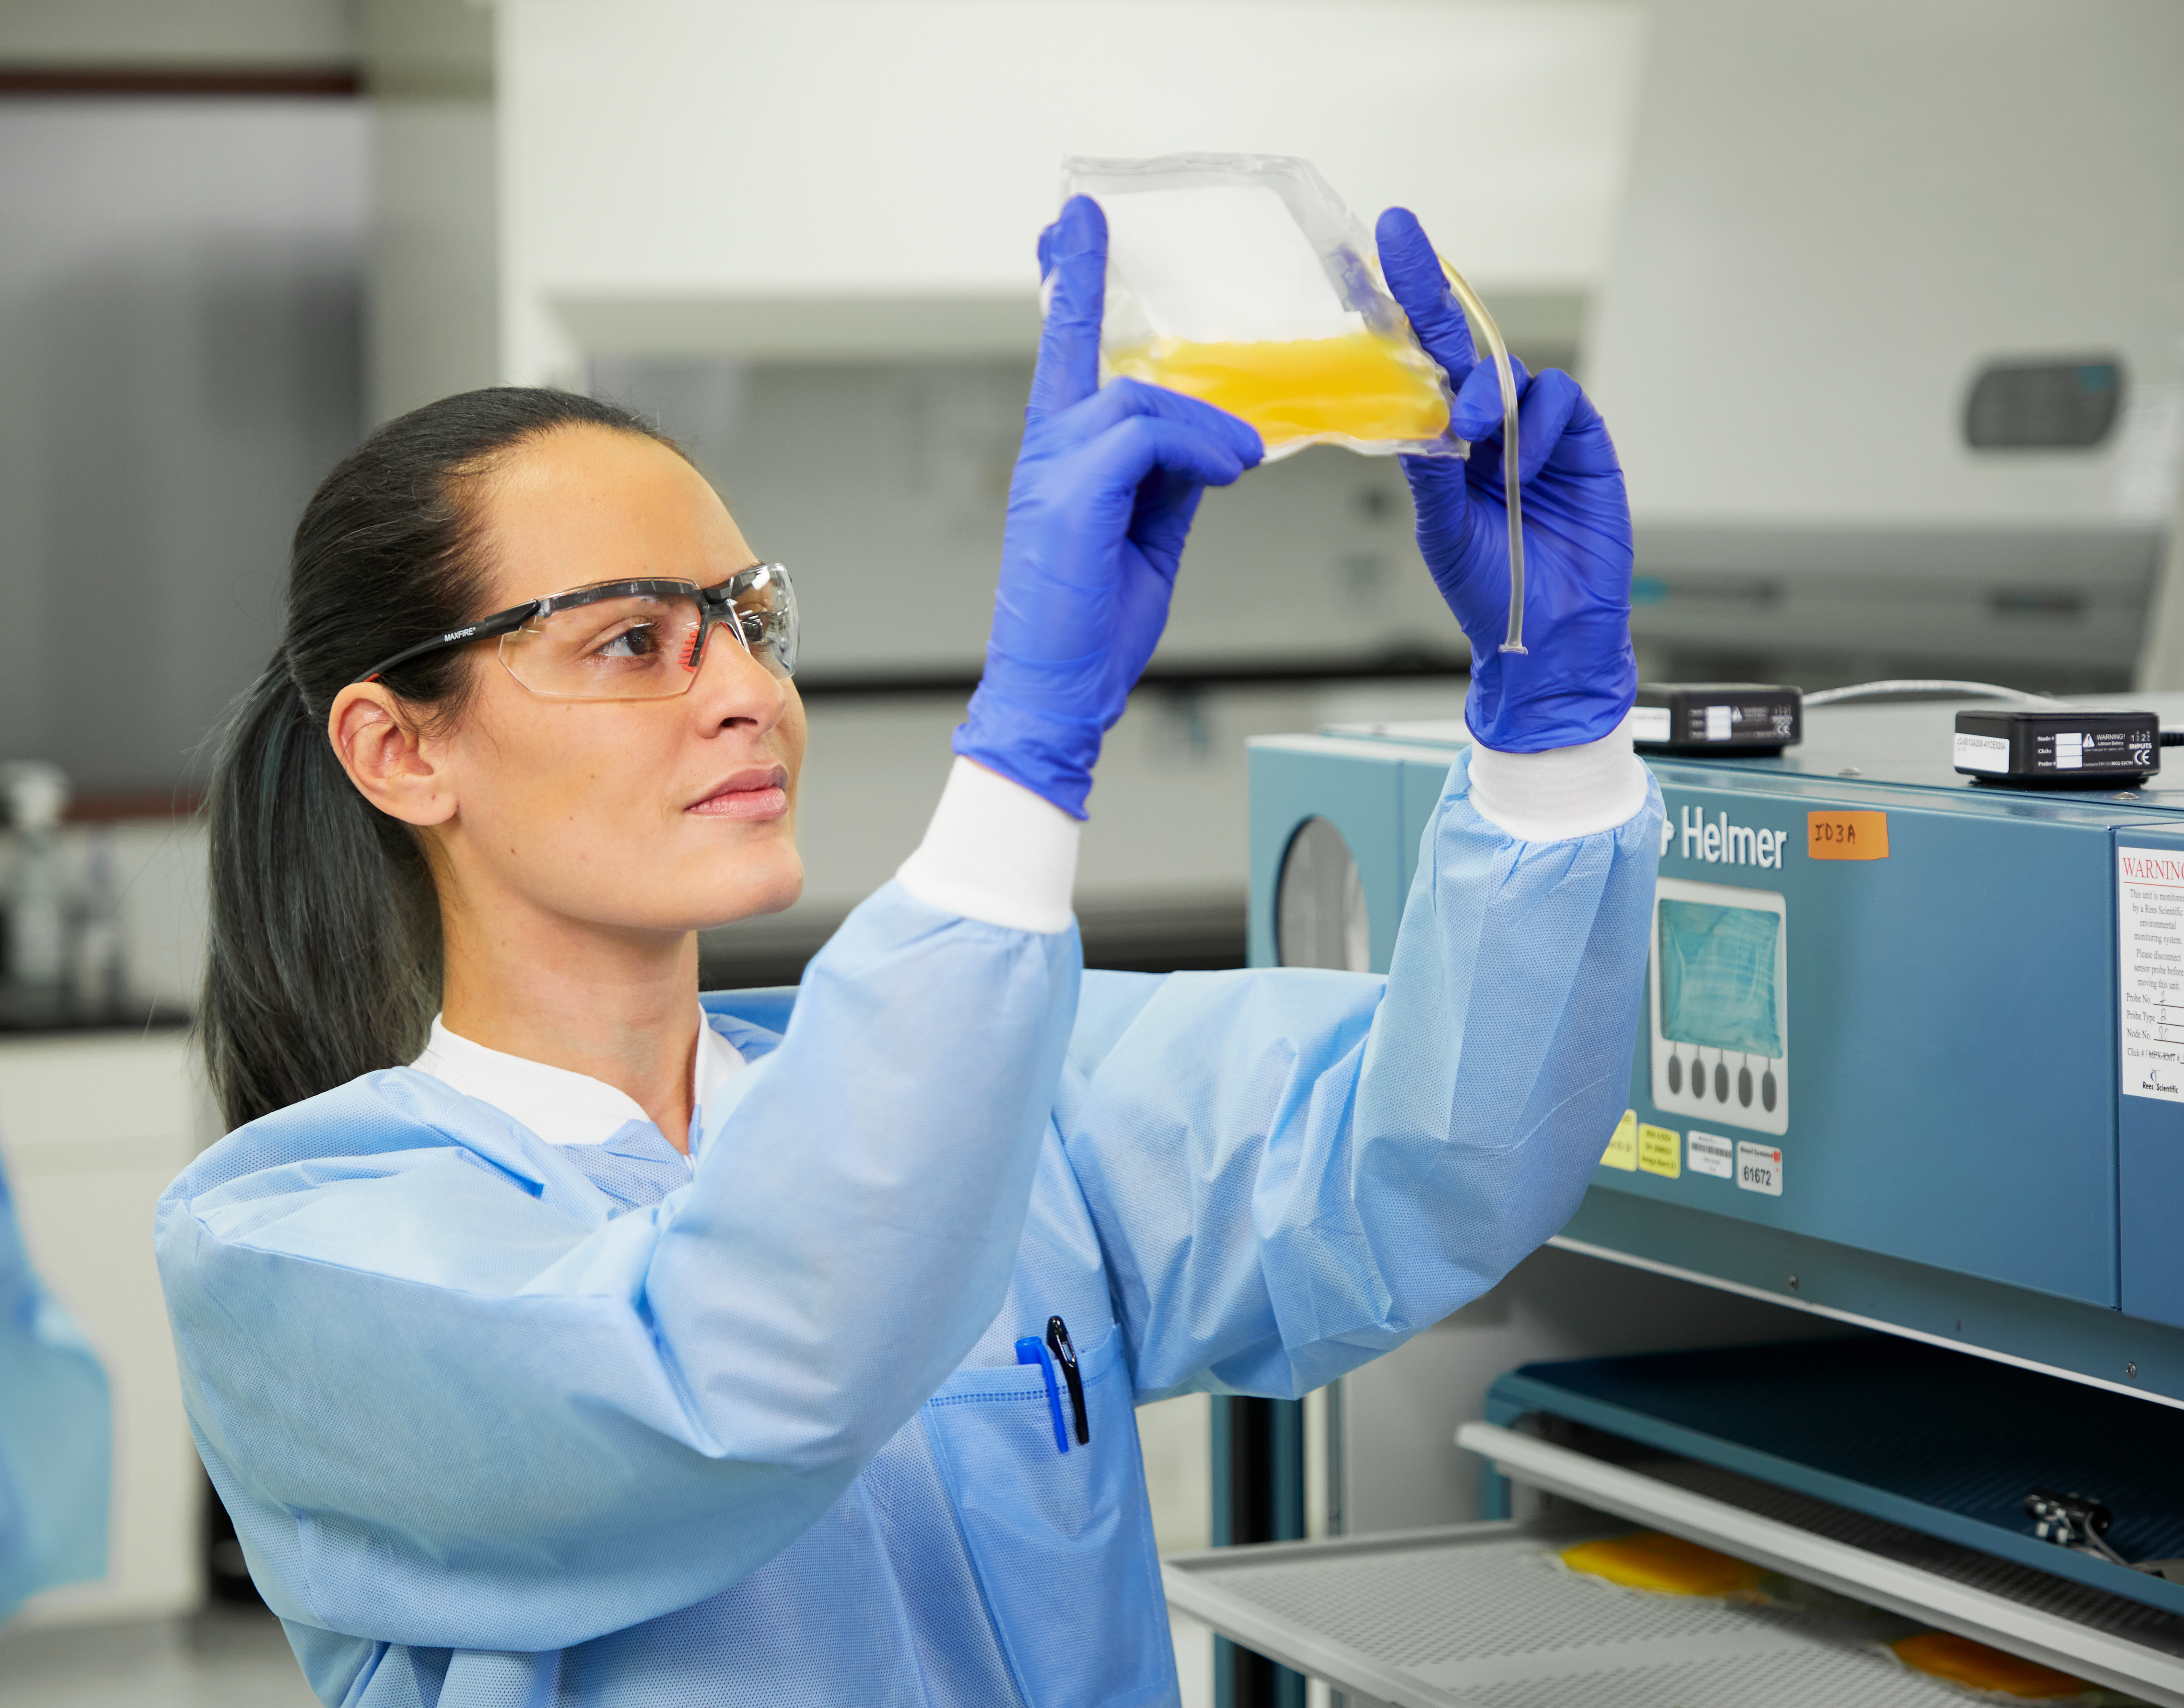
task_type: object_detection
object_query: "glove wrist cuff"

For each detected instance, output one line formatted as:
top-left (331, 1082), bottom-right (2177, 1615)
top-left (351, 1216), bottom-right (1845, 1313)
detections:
top-left (898, 756), bottom-right (1080, 932)
top-left (1464, 726), bottom-right (1650, 842)
top-left (953, 686), bottom-right (1105, 819)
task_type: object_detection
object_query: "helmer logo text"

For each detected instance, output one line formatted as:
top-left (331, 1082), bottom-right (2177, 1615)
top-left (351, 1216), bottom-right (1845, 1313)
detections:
top-left (1675, 805), bottom-right (1786, 869)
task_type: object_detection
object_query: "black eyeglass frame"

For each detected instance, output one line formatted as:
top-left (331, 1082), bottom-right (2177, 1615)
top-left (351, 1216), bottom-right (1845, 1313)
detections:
top-left (352, 562), bottom-right (795, 690)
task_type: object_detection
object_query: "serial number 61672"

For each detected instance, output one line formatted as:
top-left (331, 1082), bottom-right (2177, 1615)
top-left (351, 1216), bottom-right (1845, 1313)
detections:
top-left (1736, 1140), bottom-right (1784, 1196)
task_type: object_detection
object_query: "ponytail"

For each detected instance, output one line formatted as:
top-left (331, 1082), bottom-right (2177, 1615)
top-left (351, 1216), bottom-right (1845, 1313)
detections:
top-left (200, 387), bottom-right (679, 1130)
top-left (200, 659), bottom-right (441, 1130)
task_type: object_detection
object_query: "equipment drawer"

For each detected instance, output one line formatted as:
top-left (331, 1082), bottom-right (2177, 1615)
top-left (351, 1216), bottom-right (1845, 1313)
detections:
top-left (1166, 1439), bottom-right (2184, 1707)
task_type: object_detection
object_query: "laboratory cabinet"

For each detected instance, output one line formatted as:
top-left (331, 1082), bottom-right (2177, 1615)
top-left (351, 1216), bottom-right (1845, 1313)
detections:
top-left (0, 1027), bottom-right (208, 1626)
top-left (1204, 694), bottom-right (2184, 1708)
top-left (492, 1), bottom-right (1643, 383)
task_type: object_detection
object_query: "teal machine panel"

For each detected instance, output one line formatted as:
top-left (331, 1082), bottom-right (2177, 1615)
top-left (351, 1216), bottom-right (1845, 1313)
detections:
top-left (1247, 699), bottom-right (2184, 1402)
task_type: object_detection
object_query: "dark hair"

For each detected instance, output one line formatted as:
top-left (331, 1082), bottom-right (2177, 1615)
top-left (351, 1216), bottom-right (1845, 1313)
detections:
top-left (201, 387), bottom-right (679, 1131)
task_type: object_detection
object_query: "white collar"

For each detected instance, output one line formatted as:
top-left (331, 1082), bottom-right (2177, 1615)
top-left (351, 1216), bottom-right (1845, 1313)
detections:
top-left (411, 1013), bottom-right (746, 1153)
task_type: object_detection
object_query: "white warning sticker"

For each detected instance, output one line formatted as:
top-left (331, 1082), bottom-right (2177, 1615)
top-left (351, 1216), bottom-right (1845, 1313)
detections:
top-left (1688, 1131), bottom-right (1735, 1179)
top-left (2120, 847), bottom-right (2184, 1101)
top-left (1736, 1141), bottom-right (1784, 1196)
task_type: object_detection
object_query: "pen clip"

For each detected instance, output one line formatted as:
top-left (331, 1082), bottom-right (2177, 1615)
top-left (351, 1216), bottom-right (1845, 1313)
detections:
top-left (1014, 1337), bottom-right (1070, 1454)
top-left (1046, 1316), bottom-right (1090, 1447)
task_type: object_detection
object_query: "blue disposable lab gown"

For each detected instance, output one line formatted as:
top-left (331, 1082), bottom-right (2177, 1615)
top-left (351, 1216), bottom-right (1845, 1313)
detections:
top-left (157, 754), bottom-right (1661, 1706)
top-left (0, 1153), bottom-right (111, 1619)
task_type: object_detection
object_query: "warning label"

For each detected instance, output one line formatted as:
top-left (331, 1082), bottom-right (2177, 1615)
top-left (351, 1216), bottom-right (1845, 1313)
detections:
top-left (2119, 847), bottom-right (2184, 1102)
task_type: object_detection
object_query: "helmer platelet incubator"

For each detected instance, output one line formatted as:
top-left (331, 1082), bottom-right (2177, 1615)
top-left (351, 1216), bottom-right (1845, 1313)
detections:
top-left (1169, 694), bottom-right (2184, 1708)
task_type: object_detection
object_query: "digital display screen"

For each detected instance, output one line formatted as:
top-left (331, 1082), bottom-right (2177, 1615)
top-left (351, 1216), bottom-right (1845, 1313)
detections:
top-left (1658, 900), bottom-right (1782, 1058)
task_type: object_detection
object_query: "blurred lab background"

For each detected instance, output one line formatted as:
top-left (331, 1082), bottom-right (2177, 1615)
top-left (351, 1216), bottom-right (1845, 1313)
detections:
top-left (0, 2), bottom-right (2177, 1704)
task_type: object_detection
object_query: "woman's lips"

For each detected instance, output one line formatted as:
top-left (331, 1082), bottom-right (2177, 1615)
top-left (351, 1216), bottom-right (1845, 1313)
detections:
top-left (687, 767), bottom-right (789, 821)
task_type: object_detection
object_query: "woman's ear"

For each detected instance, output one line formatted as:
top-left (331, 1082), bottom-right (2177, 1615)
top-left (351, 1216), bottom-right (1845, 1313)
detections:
top-left (328, 684), bottom-right (457, 827)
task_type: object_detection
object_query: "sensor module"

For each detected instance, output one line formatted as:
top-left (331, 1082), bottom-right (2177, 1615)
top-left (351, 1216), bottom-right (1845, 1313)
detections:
top-left (1630, 684), bottom-right (1803, 756)
top-left (1953, 708), bottom-right (2160, 787)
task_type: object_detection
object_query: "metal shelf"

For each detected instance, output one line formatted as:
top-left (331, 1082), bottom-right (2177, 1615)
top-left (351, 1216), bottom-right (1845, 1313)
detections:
top-left (1462, 1421), bottom-right (2184, 1704)
top-left (1165, 1517), bottom-right (2107, 1708)
top-left (1163, 1429), bottom-right (2184, 1706)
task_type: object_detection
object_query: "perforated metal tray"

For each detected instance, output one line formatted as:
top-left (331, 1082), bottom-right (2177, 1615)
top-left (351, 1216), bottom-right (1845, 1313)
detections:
top-left (1164, 1519), bottom-right (2116, 1708)
top-left (1464, 1421), bottom-right (2184, 1703)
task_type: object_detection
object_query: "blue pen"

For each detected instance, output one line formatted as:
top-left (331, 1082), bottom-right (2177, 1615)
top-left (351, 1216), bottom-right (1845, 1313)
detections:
top-left (1014, 1336), bottom-right (1070, 1454)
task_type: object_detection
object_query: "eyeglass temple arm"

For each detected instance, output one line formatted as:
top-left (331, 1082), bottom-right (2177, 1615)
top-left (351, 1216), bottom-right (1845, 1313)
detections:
top-left (353, 603), bottom-right (541, 686)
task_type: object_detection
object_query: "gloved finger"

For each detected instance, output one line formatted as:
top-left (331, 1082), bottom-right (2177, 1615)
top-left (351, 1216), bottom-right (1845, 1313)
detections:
top-left (1078, 414), bottom-right (1254, 508)
top-left (1126, 465), bottom-right (1209, 584)
top-left (1063, 376), bottom-right (1265, 469)
top-left (1027, 196), bottom-right (1108, 422)
top-left (1400, 451), bottom-right (1475, 570)
top-left (1512, 368), bottom-right (1584, 484)
top-left (1538, 379), bottom-right (1621, 479)
top-left (1376, 207), bottom-right (1474, 382)
top-left (1450, 355), bottom-right (1533, 444)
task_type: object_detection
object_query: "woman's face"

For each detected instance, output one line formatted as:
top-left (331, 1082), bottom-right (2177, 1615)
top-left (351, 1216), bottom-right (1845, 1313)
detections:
top-left (423, 425), bottom-right (807, 938)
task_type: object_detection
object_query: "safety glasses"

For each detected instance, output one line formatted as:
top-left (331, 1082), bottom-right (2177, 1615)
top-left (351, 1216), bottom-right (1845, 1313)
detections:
top-left (354, 562), bottom-right (798, 700)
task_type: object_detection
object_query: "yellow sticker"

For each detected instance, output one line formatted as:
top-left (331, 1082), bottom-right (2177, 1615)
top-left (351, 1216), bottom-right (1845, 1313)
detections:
top-left (1639, 1123), bottom-right (1681, 1178)
top-left (1807, 809), bottom-right (1889, 861)
top-left (1602, 1109), bottom-right (1638, 1171)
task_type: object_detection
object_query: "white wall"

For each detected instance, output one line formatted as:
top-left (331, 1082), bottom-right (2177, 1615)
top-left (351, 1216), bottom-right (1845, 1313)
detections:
top-left (499, 0), bottom-right (1647, 382)
top-left (1588, 0), bottom-right (2184, 529)
top-left (371, 99), bottom-right (499, 422)
top-left (365, 0), bottom-right (501, 424)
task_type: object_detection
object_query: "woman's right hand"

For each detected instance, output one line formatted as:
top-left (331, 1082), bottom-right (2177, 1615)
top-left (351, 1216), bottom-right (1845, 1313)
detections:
top-left (1377, 206), bottom-right (1637, 754)
top-left (952, 196), bottom-right (1263, 819)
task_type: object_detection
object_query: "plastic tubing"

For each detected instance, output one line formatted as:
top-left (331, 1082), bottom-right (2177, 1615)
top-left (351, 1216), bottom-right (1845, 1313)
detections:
top-left (1802, 680), bottom-right (2060, 708)
top-left (1435, 256), bottom-right (1526, 655)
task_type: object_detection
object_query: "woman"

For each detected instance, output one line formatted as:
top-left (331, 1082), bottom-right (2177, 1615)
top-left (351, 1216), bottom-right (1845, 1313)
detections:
top-left (158, 199), bottom-right (1656, 1706)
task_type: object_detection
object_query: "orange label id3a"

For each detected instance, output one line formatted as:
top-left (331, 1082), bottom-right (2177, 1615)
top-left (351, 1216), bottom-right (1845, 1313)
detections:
top-left (1807, 810), bottom-right (1889, 861)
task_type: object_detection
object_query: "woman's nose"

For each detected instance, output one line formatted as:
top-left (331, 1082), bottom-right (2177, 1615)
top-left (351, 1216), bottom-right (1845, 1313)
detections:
top-left (691, 619), bottom-right (789, 730)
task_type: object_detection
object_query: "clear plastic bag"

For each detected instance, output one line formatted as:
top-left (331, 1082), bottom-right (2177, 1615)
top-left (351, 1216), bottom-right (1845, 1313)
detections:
top-left (1060, 151), bottom-right (1463, 462)
top-left (1061, 151), bottom-right (1531, 654)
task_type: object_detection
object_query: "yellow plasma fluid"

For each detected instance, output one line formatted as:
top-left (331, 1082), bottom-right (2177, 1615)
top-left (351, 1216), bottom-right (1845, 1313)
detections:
top-left (1559, 1532), bottom-right (1767, 1598)
top-left (1891, 1633), bottom-right (2090, 1699)
top-left (1107, 332), bottom-right (1450, 453)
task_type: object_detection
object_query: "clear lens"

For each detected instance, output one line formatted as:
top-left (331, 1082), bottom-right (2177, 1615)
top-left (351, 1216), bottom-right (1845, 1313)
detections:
top-left (496, 566), bottom-right (796, 700)
top-left (726, 563), bottom-right (798, 678)
top-left (501, 591), bottom-right (705, 699)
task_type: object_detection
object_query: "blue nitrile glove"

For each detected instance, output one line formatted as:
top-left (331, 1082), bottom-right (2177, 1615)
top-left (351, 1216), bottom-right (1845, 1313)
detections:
top-left (1377, 206), bottom-right (1637, 753)
top-left (953, 196), bottom-right (1264, 817)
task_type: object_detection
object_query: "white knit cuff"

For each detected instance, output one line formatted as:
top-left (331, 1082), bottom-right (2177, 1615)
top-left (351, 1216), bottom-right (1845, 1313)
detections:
top-left (1465, 726), bottom-right (1651, 842)
top-left (896, 757), bottom-right (1081, 934)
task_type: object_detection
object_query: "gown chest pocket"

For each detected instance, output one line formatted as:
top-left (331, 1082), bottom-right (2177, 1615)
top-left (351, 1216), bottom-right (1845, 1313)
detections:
top-left (920, 1323), bottom-right (1176, 1708)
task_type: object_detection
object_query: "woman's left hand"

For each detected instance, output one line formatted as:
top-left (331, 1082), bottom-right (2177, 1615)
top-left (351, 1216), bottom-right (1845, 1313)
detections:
top-left (953, 196), bottom-right (1264, 819)
top-left (1378, 206), bottom-right (1637, 753)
